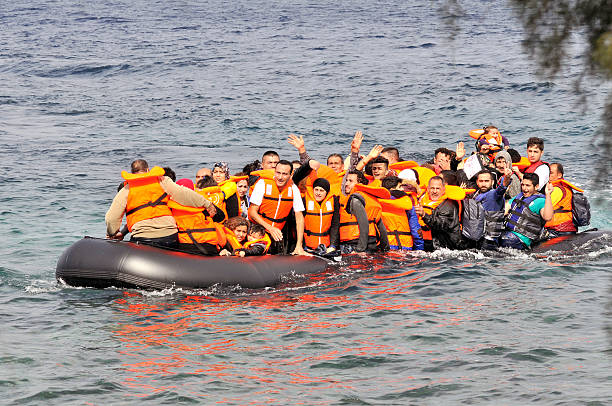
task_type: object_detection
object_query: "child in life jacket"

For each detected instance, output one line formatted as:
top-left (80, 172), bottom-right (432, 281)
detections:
top-left (234, 224), bottom-right (271, 257)
top-left (219, 216), bottom-right (249, 256)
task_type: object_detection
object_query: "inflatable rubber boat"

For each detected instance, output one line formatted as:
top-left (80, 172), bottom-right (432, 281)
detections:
top-left (56, 237), bottom-right (331, 290)
top-left (530, 229), bottom-right (608, 254)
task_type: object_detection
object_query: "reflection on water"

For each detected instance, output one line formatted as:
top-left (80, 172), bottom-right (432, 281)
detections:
top-left (109, 256), bottom-right (488, 402)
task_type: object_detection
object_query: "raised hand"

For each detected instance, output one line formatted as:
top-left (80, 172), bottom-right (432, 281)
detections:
top-left (351, 130), bottom-right (363, 153)
top-left (366, 144), bottom-right (384, 161)
top-left (456, 141), bottom-right (466, 161)
top-left (288, 133), bottom-right (306, 153)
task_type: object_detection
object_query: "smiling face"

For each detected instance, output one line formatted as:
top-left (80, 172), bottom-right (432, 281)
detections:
top-left (313, 186), bottom-right (328, 203)
top-left (521, 178), bottom-right (537, 196)
top-left (274, 163), bottom-right (292, 188)
top-left (327, 156), bottom-right (344, 173)
top-left (371, 163), bottom-right (388, 180)
top-left (427, 178), bottom-right (445, 201)
top-left (344, 173), bottom-right (358, 195)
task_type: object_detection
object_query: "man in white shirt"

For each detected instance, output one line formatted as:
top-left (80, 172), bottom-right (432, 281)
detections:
top-left (248, 160), bottom-right (307, 255)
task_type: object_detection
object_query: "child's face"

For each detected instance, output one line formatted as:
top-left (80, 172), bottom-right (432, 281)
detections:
top-left (248, 232), bottom-right (264, 241)
top-left (233, 225), bottom-right (248, 242)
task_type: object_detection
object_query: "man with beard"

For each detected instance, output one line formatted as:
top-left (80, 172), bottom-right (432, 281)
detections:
top-left (461, 167), bottom-right (513, 250)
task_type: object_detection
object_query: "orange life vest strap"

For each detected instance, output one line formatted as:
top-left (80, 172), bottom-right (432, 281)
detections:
top-left (125, 192), bottom-right (168, 216)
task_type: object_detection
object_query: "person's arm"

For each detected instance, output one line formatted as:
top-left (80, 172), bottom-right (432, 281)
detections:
top-left (160, 177), bottom-right (216, 216)
top-left (349, 195), bottom-right (371, 252)
top-left (105, 187), bottom-right (129, 237)
top-left (288, 134), bottom-right (312, 164)
top-left (540, 183), bottom-right (554, 221)
top-left (355, 145), bottom-right (383, 171)
top-left (376, 218), bottom-right (389, 252)
top-left (248, 204), bottom-right (283, 242)
top-left (291, 210), bottom-right (307, 255)
top-left (247, 179), bottom-right (283, 241)
top-left (292, 159), bottom-right (317, 184)
top-left (408, 207), bottom-right (424, 250)
top-left (328, 196), bottom-right (341, 249)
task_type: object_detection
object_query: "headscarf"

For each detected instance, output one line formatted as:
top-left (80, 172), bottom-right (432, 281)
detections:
top-left (213, 161), bottom-right (230, 180)
top-left (176, 178), bottom-right (194, 190)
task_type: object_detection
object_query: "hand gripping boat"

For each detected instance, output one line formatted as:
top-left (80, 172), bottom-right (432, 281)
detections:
top-left (56, 237), bottom-right (331, 290)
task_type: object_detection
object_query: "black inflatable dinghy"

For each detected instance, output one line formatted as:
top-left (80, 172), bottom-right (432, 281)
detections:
top-left (56, 237), bottom-right (331, 290)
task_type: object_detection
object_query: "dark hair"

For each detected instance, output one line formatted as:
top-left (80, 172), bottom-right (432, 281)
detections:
top-left (507, 148), bottom-right (522, 163)
top-left (225, 216), bottom-right (249, 231)
top-left (130, 159), bottom-right (148, 174)
top-left (196, 175), bottom-right (217, 189)
top-left (527, 137), bottom-right (544, 151)
top-left (523, 172), bottom-right (540, 187)
top-left (434, 148), bottom-right (453, 159)
top-left (439, 170), bottom-right (458, 186)
top-left (429, 175), bottom-right (445, 186)
top-left (483, 125), bottom-right (498, 134)
top-left (262, 150), bottom-right (279, 160)
top-left (163, 167), bottom-right (176, 182)
top-left (381, 147), bottom-right (400, 161)
top-left (327, 153), bottom-right (343, 164)
top-left (475, 169), bottom-right (494, 181)
top-left (381, 176), bottom-right (401, 191)
top-left (347, 169), bottom-right (368, 185)
top-left (550, 162), bottom-right (564, 176)
top-left (371, 156), bottom-right (389, 167)
top-left (242, 160), bottom-right (260, 176)
top-left (234, 171), bottom-right (246, 177)
top-left (291, 160), bottom-right (301, 167)
top-left (276, 159), bottom-right (294, 173)
top-left (249, 223), bottom-right (266, 237)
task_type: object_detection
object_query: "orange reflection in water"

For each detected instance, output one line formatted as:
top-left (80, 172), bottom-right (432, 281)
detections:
top-left (111, 260), bottom-right (475, 402)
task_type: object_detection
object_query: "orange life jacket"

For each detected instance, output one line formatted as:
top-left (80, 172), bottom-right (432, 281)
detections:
top-left (417, 193), bottom-right (447, 241)
top-left (243, 234), bottom-right (272, 254)
top-left (545, 179), bottom-right (582, 232)
top-left (168, 201), bottom-right (227, 247)
top-left (469, 129), bottom-right (503, 149)
top-left (303, 187), bottom-right (336, 249)
top-left (380, 194), bottom-right (416, 250)
top-left (222, 226), bottom-right (244, 251)
top-left (251, 178), bottom-right (295, 230)
top-left (122, 166), bottom-right (172, 231)
top-left (197, 186), bottom-right (227, 220)
top-left (339, 185), bottom-right (387, 242)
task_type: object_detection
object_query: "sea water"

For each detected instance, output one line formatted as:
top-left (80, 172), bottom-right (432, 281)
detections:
top-left (1, 0), bottom-right (611, 404)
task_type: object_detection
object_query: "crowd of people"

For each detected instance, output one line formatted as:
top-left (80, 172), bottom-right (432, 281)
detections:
top-left (105, 126), bottom-right (591, 257)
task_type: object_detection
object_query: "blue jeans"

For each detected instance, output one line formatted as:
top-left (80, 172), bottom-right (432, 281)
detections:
top-left (499, 231), bottom-right (528, 250)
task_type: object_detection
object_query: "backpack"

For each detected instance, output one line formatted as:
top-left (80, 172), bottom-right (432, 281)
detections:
top-left (461, 198), bottom-right (484, 241)
top-left (572, 191), bottom-right (590, 227)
